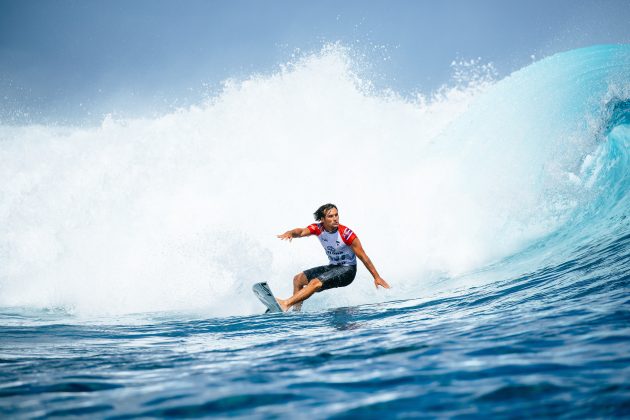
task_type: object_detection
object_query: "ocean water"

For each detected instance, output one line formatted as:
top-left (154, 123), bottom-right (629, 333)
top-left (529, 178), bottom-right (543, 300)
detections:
top-left (1, 44), bottom-right (629, 418)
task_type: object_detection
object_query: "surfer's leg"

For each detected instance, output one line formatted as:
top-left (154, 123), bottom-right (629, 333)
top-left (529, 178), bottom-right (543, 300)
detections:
top-left (277, 278), bottom-right (323, 312)
top-left (292, 273), bottom-right (308, 311)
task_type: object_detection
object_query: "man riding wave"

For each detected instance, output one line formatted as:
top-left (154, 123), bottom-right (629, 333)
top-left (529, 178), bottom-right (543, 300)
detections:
top-left (276, 203), bottom-right (390, 311)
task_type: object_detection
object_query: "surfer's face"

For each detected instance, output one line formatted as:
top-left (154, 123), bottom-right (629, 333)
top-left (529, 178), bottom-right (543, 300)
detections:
top-left (322, 208), bottom-right (339, 232)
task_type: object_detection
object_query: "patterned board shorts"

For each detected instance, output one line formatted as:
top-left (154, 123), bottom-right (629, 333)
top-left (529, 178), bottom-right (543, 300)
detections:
top-left (303, 264), bottom-right (357, 291)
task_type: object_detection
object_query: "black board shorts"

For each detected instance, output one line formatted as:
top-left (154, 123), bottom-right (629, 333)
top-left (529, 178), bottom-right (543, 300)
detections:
top-left (303, 264), bottom-right (357, 291)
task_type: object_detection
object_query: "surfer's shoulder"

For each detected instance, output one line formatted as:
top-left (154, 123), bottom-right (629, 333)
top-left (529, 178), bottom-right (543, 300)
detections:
top-left (307, 223), bottom-right (323, 235)
top-left (338, 225), bottom-right (357, 244)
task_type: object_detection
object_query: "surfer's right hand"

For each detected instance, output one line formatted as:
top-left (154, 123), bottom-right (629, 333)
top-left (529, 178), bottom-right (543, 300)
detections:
top-left (277, 232), bottom-right (293, 241)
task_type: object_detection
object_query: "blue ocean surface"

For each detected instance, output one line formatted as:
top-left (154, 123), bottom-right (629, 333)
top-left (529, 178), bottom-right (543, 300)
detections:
top-left (1, 45), bottom-right (629, 418)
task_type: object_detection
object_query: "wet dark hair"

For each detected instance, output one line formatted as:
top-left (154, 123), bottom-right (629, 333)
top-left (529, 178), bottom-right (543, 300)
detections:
top-left (314, 203), bottom-right (337, 221)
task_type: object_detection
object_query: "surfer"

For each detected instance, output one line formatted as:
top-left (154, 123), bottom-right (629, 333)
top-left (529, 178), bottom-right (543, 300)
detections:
top-left (276, 203), bottom-right (390, 312)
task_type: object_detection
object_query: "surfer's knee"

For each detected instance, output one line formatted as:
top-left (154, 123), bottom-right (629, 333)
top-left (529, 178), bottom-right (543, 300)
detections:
top-left (309, 278), bottom-right (323, 291)
top-left (293, 273), bottom-right (308, 288)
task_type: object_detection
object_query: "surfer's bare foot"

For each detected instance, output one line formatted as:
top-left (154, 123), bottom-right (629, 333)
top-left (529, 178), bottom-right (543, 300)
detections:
top-left (276, 298), bottom-right (289, 312)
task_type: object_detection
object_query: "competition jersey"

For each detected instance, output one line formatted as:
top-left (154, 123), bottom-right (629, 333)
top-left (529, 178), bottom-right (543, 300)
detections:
top-left (307, 223), bottom-right (357, 266)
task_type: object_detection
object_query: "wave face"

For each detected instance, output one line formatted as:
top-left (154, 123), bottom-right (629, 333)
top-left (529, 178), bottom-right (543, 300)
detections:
top-left (0, 45), bottom-right (629, 418)
top-left (0, 45), bottom-right (629, 317)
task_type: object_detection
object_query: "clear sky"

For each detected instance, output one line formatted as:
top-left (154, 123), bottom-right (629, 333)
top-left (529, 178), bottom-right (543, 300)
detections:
top-left (1, 0), bottom-right (629, 124)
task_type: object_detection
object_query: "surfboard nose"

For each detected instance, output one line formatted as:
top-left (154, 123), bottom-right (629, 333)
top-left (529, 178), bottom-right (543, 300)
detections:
top-left (252, 282), bottom-right (283, 313)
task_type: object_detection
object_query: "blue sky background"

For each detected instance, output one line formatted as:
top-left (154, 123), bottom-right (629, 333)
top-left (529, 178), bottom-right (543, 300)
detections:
top-left (1, 0), bottom-right (629, 124)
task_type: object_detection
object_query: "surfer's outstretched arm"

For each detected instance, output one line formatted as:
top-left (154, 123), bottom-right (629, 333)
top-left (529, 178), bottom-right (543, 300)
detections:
top-left (351, 238), bottom-right (391, 289)
top-left (277, 227), bottom-right (311, 242)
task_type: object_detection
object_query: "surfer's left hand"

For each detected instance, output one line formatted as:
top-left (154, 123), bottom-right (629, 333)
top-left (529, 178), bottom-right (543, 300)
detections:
top-left (374, 277), bottom-right (391, 289)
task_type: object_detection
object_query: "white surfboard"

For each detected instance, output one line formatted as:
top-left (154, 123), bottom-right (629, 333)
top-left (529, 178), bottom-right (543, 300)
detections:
top-left (252, 282), bottom-right (284, 313)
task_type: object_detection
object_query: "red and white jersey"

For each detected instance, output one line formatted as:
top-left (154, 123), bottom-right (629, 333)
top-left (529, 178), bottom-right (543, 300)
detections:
top-left (307, 223), bottom-right (358, 266)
